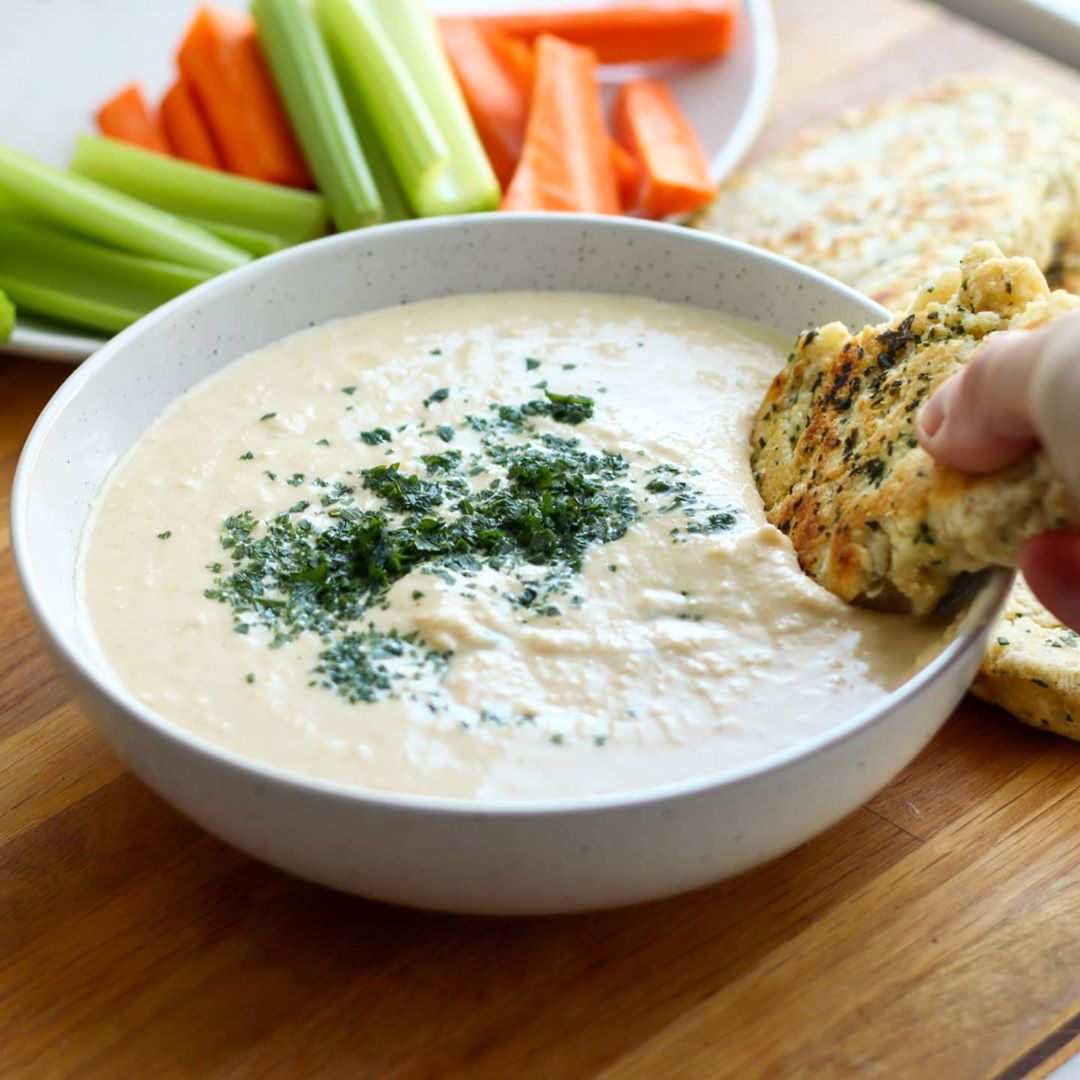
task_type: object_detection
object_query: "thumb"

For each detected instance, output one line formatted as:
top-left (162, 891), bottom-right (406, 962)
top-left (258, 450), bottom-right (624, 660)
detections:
top-left (916, 327), bottom-right (1043, 473)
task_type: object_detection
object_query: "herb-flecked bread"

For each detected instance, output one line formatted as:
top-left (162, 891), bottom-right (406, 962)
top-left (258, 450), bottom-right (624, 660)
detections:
top-left (696, 77), bottom-right (1080, 310)
top-left (699, 74), bottom-right (1080, 736)
top-left (971, 577), bottom-right (1080, 736)
top-left (751, 243), bottom-right (1079, 616)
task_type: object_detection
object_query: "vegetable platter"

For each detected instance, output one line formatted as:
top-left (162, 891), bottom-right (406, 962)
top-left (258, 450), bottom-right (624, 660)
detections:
top-left (0, 0), bottom-right (775, 361)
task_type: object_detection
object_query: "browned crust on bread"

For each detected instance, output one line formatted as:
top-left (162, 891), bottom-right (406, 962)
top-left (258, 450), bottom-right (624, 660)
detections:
top-left (751, 243), bottom-right (1079, 615)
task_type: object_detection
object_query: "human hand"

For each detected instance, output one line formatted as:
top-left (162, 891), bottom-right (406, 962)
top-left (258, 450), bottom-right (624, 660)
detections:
top-left (917, 310), bottom-right (1080, 630)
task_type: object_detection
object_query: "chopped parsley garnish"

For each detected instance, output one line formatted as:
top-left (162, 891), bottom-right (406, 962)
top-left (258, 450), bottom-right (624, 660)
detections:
top-left (687, 510), bottom-right (738, 534)
top-left (543, 390), bottom-right (594, 424)
top-left (342, 385), bottom-right (357, 395)
top-left (423, 387), bottom-right (450, 407)
top-left (207, 403), bottom-right (638, 704)
top-left (157, 530), bottom-right (172, 540)
top-left (360, 427), bottom-right (393, 445)
top-left (525, 357), bottom-right (541, 371)
top-left (315, 438), bottom-right (330, 447)
top-left (260, 412), bottom-right (277, 422)
top-left (239, 451), bottom-right (254, 461)
top-left (421, 450), bottom-right (462, 473)
top-left (205, 390), bottom-right (730, 710)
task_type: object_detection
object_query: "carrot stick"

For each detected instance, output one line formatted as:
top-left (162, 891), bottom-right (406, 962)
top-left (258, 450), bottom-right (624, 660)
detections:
top-left (482, 24), bottom-right (535, 92)
top-left (160, 78), bottom-right (222, 170)
top-left (502, 35), bottom-right (618, 215)
top-left (613, 79), bottom-right (714, 217)
top-left (96, 83), bottom-right (173, 155)
top-left (177, 6), bottom-right (312, 187)
top-left (609, 139), bottom-right (640, 211)
top-left (441, 19), bottom-right (529, 189)
top-left (461, 5), bottom-right (737, 66)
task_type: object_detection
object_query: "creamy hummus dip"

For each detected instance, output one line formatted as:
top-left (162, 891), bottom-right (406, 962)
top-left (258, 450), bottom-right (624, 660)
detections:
top-left (82, 292), bottom-right (944, 799)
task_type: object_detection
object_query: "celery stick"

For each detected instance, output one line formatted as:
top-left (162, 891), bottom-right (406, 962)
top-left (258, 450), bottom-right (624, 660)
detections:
top-left (314, 0), bottom-right (449, 216)
top-left (253, 0), bottom-right (382, 231)
top-left (0, 288), bottom-right (14, 341)
top-left (0, 216), bottom-right (214, 335)
top-left (371, 0), bottom-right (499, 216)
top-left (70, 136), bottom-right (330, 244)
top-left (323, 28), bottom-right (411, 223)
top-left (184, 216), bottom-right (287, 257)
top-left (0, 143), bottom-right (248, 274)
top-left (0, 276), bottom-right (139, 335)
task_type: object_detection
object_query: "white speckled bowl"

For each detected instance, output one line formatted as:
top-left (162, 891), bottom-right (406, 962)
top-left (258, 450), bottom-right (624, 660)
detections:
top-left (12, 215), bottom-right (1010, 914)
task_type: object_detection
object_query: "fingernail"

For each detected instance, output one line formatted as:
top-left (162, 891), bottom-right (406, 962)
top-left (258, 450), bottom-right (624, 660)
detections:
top-left (918, 388), bottom-right (948, 441)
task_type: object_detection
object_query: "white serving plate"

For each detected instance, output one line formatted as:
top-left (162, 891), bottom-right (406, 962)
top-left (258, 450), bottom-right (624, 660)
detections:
top-left (0, 0), bottom-right (775, 362)
top-left (11, 214), bottom-right (1010, 914)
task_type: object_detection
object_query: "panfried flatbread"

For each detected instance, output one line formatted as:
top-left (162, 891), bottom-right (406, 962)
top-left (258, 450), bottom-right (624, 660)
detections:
top-left (971, 577), bottom-right (1080, 736)
top-left (701, 75), bottom-right (1080, 736)
top-left (751, 243), bottom-right (1078, 616)
top-left (697, 77), bottom-right (1080, 310)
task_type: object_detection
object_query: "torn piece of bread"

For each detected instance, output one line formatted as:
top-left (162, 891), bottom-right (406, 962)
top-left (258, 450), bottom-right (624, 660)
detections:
top-left (697, 77), bottom-right (1080, 311)
top-left (699, 74), bottom-right (1080, 736)
top-left (751, 243), bottom-right (1078, 616)
top-left (971, 577), bottom-right (1080, 736)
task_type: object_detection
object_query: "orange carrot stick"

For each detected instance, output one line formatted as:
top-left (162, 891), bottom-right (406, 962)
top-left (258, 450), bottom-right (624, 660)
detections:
top-left (177, 6), bottom-right (311, 187)
top-left (482, 24), bottom-right (536, 92)
top-left (160, 78), bottom-right (223, 170)
top-left (502, 35), bottom-right (618, 215)
top-left (609, 139), bottom-right (640, 211)
top-left (613, 79), bottom-right (714, 217)
top-left (441, 19), bottom-right (529, 190)
top-left (465, 5), bottom-right (737, 66)
top-left (96, 83), bottom-right (173, 155)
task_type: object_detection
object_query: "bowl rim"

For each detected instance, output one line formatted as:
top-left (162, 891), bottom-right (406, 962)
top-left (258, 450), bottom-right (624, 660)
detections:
top-left (11, 212), bottom-right (1014, 818)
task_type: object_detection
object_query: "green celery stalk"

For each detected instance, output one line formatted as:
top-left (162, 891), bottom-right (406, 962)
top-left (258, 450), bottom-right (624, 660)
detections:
top-left (0, 216), bottom-right (214, 334)
top-left (313, 0), bottom-right (449, 216)
top-left (323, 27), bottom-right (411, 223)
top-left (0, 143), bottom-right (248, 274)
top-left (0, 287), bottom-right (14, 341)
top-left (183, 216), bottom-right (287, 257)
top-left (252, 0), bottom-right (382, 231)
top-left (0, 276), bottom-right (139, 335)
top-left (371, 0), bottom-right (499, 216)
top-left (70, 135), bottom-right (330, 244)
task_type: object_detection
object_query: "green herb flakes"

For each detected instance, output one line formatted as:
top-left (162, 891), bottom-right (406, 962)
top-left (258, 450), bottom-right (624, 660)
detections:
top-left (360, 427), bottom-right (393, 445)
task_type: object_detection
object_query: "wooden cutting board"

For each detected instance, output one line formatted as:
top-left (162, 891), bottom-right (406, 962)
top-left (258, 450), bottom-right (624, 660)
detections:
top-left (6, 2), bottom-right (1080, 1076)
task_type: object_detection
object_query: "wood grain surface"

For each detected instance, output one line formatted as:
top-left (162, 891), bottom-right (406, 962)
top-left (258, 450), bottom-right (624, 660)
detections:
top-left (6, 2), bottom-right (1080, 1077)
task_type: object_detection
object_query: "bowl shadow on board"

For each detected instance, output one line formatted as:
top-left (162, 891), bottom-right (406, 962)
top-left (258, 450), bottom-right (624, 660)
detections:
top-left (13, 698), bottom-right (1044, 1073)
